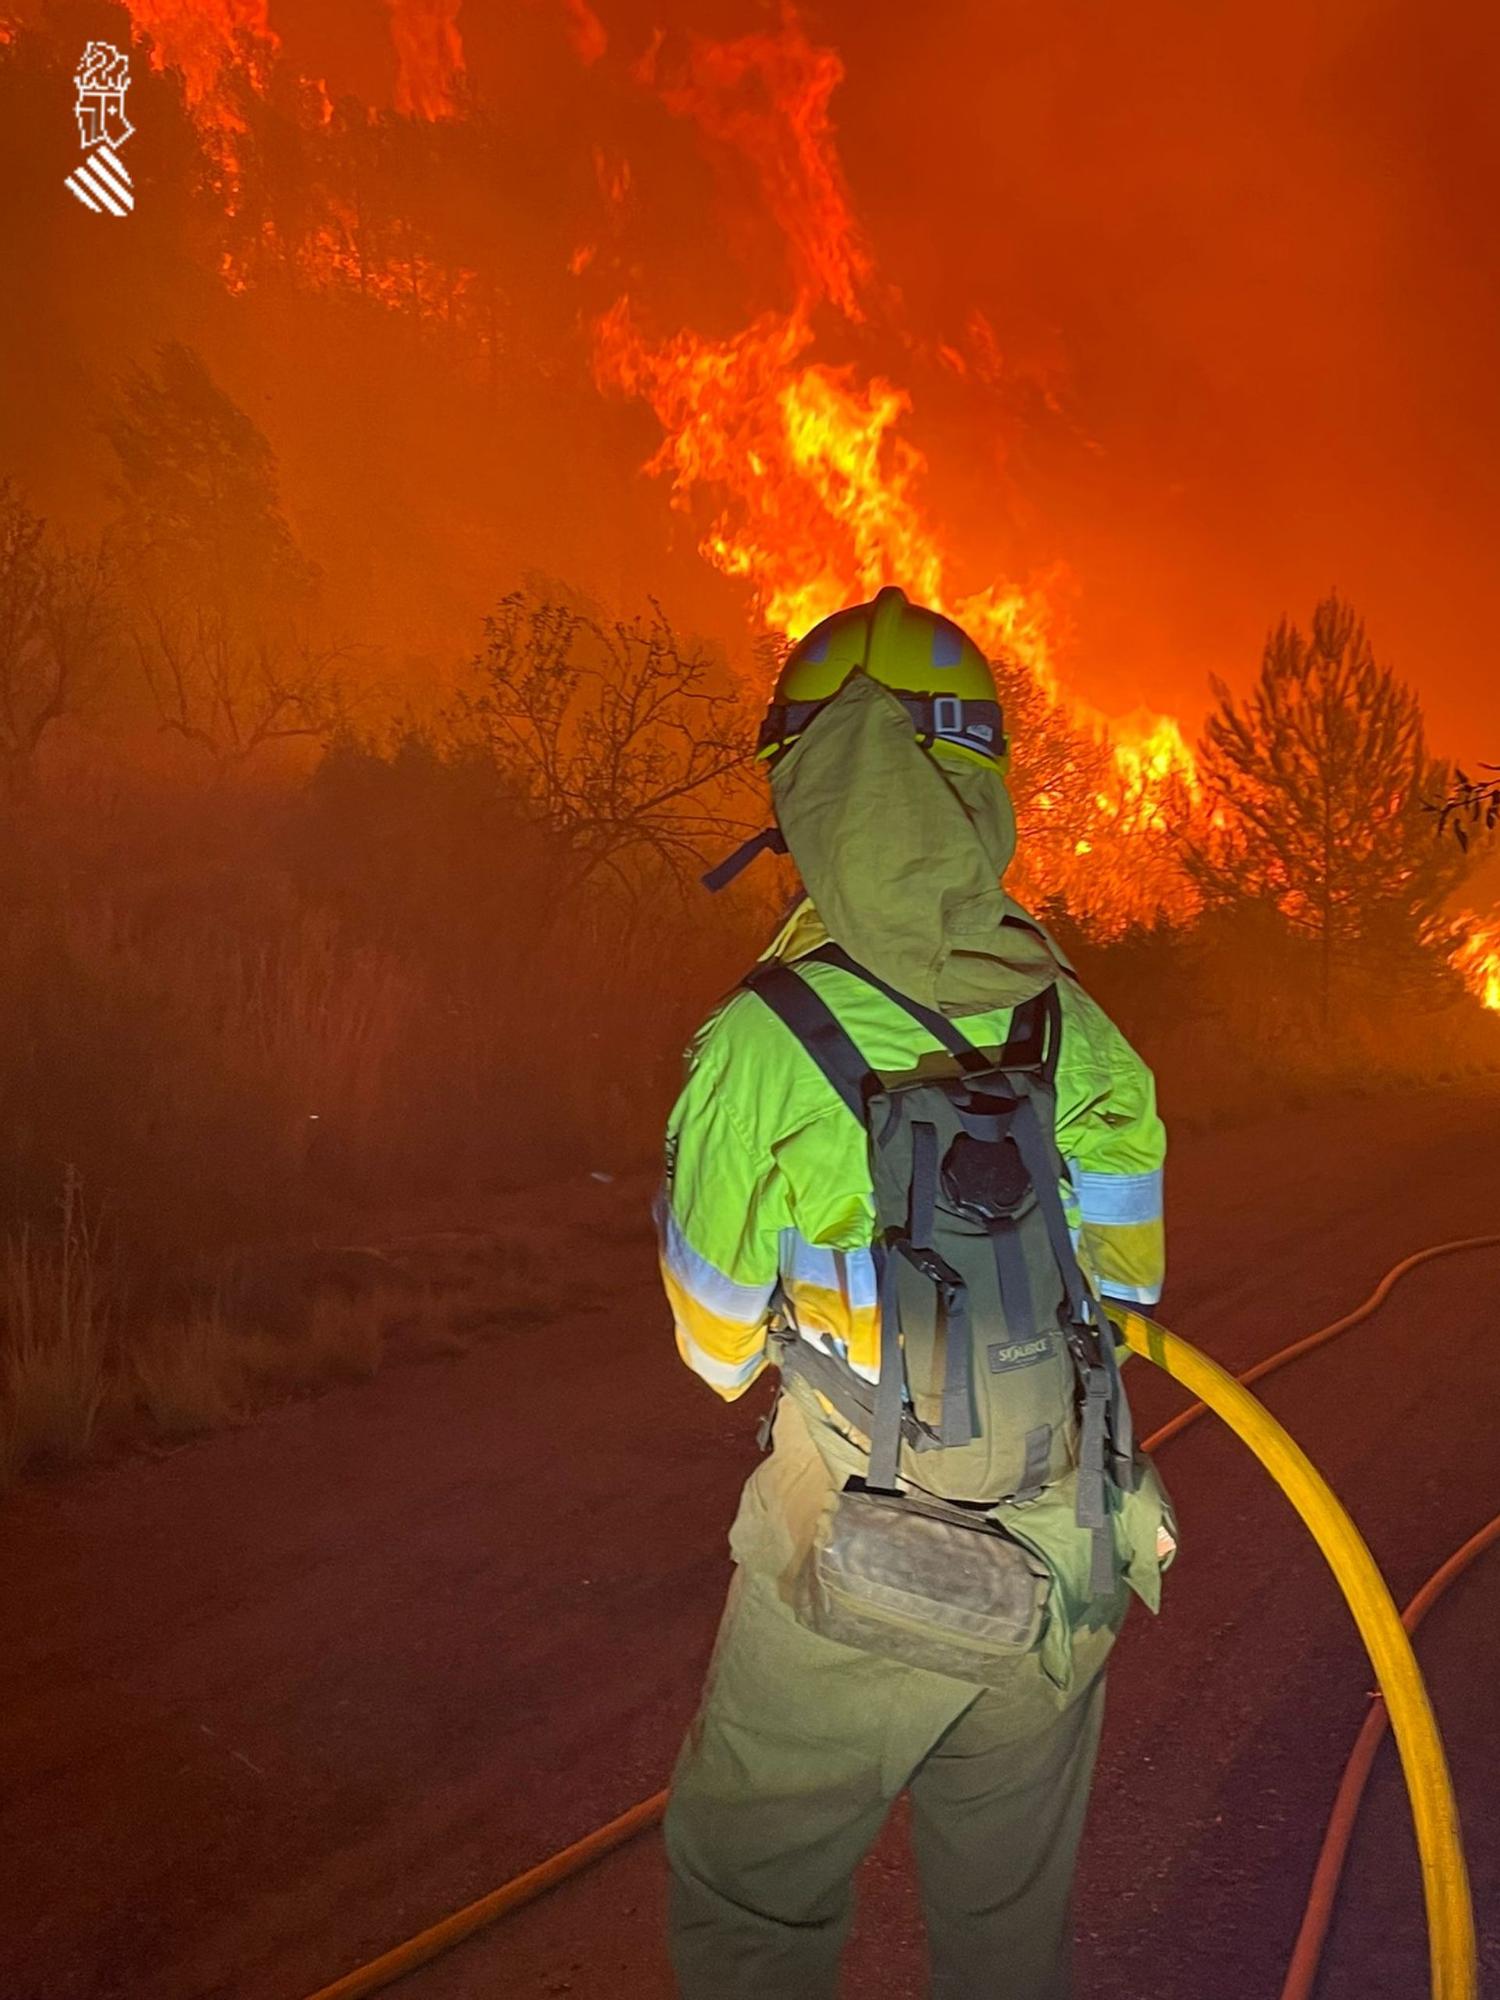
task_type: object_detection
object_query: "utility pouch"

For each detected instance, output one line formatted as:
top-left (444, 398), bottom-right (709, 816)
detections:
top-left (1114, 1452), bottom-right (1179, 1614)
top-left (789, 1479), bottom-right (1050, 1686)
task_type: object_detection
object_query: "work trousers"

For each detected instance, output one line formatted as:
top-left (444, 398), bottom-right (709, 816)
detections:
top-left (666, 1563), bottom-right (1110, 2000)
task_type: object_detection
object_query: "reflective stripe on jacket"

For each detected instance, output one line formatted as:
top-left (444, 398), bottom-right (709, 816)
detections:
top-left (658, 903), bottom-right (1165, 1401)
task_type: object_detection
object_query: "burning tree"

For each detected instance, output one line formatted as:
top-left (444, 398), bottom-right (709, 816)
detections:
top-left (1186, 594), bottom-right (1464, 1017)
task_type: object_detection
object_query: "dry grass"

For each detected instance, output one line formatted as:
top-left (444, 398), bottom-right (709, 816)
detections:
top-left (131, 1310), bottom-right (245, 1438)
top-left (0, 1173), bottom-right (109, 1478)
top-left (226, 920), bottom-right (419, 1176)
top-left (304, 1288), bottom-right (390, 1382)
top-left (129, 1286), bottom-right (429, 1441)
top-left (391, 1287), bottom-right (472, 1359)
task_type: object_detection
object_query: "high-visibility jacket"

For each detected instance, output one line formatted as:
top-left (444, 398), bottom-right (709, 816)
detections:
top-left (659, 901), bottom-right (1165, 1402)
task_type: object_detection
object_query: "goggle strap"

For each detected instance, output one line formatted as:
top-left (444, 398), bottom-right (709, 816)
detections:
top-left (759, 692), bottom-right (1007, 763)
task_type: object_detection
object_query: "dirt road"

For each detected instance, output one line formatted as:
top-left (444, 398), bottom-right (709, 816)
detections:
top-left (3, 1083), bottom-right (1498, 2000)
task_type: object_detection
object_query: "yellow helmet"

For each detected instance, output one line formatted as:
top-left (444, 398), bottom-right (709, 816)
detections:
top-left (759, 586), bottom-right (1007, 767)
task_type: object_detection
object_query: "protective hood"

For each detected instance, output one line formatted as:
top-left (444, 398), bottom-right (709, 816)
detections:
top-left (767, 671), bottom-right (1071, 1016)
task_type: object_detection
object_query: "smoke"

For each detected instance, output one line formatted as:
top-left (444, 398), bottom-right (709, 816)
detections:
top-left (572, 0), bottom-right (1500, 753)
top-left (639, 18), bottom-right (872, 321)
top-left (816, 0), bottom-right (1500, 749)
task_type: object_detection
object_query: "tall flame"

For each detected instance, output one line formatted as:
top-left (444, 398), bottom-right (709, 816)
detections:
top-left (595, 19), bottom-right (1060, 692)
top-left (121, 0), bottom-right (464, 123)
top-left (593, 11), bottom-right (1195, 847)
top-left (122, 0), bottom-right (275, 122)
top-left (640, 22), bottom-right (872, 321)
top-left (387, 0), bottom-right (465, 121)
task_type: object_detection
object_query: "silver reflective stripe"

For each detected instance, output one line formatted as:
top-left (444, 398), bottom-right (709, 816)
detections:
top-left (659, 1206), bottom-right (775, 1324)
top-left (1097, 1277), bottom-right (1163, 1306)
top-left (1073, 1166), bottom-right (1163, 1227)
top-left (779, 1232), bottom-right (878, 1307)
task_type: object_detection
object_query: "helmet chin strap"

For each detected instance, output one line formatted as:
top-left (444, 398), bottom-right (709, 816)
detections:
top-left (700, 824), bottom-right (788, 893)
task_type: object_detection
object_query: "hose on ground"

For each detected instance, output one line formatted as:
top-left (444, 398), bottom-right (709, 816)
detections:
top-left (1140, 1235), bottom-right (1500, 1454)
top-left (300, 1790), bottom-right (668, 2000)
top-left (299, 1233), bottom-right (1500, 2000)
top-left (1115, 1307), bottom-right (1478, 2000)
top-left (1278, 1506), bottom-right (1500, 2000)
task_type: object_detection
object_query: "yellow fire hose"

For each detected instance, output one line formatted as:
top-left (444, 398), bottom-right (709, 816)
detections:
top-left (301, 1236), bottom-right (1500, 2000)
top-left (1115, 1307), bottom-right (1477, 2000)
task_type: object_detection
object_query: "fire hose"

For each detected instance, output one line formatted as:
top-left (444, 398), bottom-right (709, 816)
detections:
top-left (300, 1234), bottom-right (1500, 2000)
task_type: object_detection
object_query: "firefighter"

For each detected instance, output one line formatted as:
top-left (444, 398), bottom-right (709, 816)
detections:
top-left (657, 587), bottom-right (1174, 1999)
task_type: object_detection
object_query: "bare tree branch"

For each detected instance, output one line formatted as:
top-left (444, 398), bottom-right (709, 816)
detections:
top-left (0, 482), bottom-right (116, 792)
top-left (137, 600), bottom-right (350, 773)
top-left (450, 589), bottom-right (756, 898)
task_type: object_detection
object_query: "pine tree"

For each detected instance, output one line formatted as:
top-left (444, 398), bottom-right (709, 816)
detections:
top-left (1186, 594), bottom-right (1462, 1019)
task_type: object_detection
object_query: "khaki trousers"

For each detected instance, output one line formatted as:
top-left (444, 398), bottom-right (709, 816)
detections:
top-left (665, 1402), bottom-right (1118, 1999)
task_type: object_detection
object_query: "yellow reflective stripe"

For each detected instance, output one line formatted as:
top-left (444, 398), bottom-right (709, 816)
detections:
top-left (1081, 1216), bottom-right (1165, 1305)
top-left (660, 1206), bottom-right (775, 1323)
top-left (662, 1257), bottom-right (768, 1361)
top-left (673, 1324), bottom-right (769, 1400)
top-left (783, 1279), bottom-right (880, 1380)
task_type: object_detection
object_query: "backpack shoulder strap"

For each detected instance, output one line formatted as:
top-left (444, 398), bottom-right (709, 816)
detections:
top-left (743, 960), bottom-right (870, 1120)
top-left (1003, 983), bottom-right (1063, 1083)
top-left (802, 942), bottom-right (990, 1071)
top-left (809, 940), bottom-right (1064, 1084)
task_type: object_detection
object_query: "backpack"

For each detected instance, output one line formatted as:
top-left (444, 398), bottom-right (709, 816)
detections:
top-left (745, 941), bottom-right (1136, 1607)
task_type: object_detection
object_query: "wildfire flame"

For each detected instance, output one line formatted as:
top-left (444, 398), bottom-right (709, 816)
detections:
top-left (387, 0), bottom-right (465, 122)
top-left (122, 0), bottom-right (275, 120)
top-left (595, 299), bottom-right (1057, 686)
top-left (1451, 916), bottom-right (1500, 1011)
top-left (120, 0), bottom-right (465, 125)
top-left (1106, 712), bottom-right (1201, 808)
top-left (640, 22), bottom-right (873, 322)
top-left (594, 21), bottom-right (1064, 699)
top-left (592, 11), bottom-right (1198, 860)
top-left (59, 4), bottom-right (1493, 970)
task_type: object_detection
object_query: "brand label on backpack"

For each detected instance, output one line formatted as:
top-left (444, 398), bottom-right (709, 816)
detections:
top-left (987, 1334), bottom-right (1055, 1374)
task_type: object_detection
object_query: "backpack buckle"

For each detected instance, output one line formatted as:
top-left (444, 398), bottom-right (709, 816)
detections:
top-left (896, 1237), bottom-right (964, 1295)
